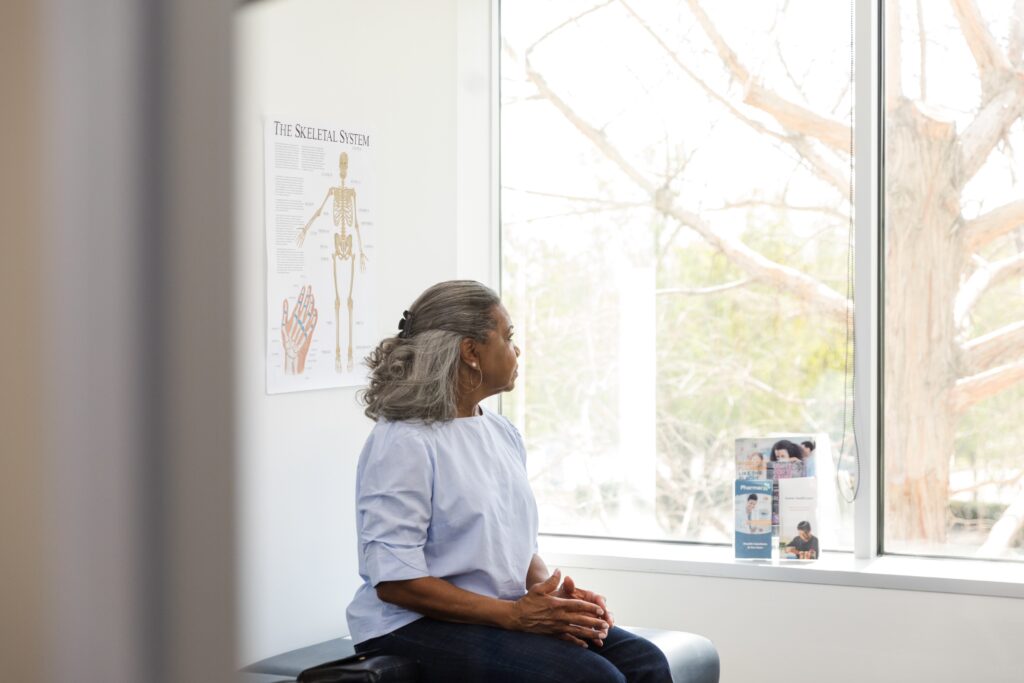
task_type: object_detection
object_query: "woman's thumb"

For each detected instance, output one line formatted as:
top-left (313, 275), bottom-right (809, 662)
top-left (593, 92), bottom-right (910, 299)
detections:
top-left (540, 568), bottom-right (561, 592)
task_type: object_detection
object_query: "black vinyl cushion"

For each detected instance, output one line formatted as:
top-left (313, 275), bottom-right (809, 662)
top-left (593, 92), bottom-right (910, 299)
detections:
top-left (244, 638), bottom-right (359, 677)
top-left (243, 627), bottom-right (719, 683)
top-left (298, 653), bottom-right (418, 683)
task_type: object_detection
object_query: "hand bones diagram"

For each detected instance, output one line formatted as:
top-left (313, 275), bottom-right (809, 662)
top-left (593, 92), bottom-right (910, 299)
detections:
top-left (281, 284), bottom-right (318, 375)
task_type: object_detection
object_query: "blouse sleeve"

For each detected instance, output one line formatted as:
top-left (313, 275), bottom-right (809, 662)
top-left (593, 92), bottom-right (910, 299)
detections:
top-left (499, 415), bottom-right (539, 555)
top-left (356, 428), bottom-right (433, 586)
top-left (501, 416), bottom-right (529, 468)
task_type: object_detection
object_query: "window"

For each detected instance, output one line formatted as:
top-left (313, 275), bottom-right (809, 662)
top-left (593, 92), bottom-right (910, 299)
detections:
top-left (501, 0), bottom-right (1024, 563)
top-left (500, 1), bottom-right (856, 549)
top-left (882, 1), bottom-right (1024, 560)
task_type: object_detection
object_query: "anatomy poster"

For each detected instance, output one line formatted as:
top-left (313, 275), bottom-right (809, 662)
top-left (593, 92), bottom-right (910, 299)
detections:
top-left (265, 116), bottom-right (377, 393)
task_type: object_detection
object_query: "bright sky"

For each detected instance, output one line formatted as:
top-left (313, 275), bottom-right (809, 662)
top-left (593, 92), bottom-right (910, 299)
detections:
top-left (501, 0), bottom-right (1024, 244)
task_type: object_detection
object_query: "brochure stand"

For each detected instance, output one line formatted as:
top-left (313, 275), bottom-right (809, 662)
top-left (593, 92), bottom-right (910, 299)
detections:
top-left (734, 436), bottom-right (821, 561)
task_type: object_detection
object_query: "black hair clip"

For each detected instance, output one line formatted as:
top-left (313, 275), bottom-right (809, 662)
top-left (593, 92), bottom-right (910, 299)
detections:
top-left (397, 310), bottom-right (413, 338)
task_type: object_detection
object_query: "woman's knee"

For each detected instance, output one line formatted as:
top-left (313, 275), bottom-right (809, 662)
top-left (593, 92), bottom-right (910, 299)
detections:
top-left (573, 659), bottom-right (627, 683)
top-left (599, 628), bottom-right (673, 682)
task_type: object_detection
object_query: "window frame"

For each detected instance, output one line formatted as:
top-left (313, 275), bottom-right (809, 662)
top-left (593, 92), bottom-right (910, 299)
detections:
top-left (487, 0), bottom-right (1024, 591)
top-left (855, 0), bottom-right (882, 562)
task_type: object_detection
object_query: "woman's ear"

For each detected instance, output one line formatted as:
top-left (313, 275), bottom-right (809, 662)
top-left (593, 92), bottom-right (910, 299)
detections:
top-left (459, 337), bottom-right (479, 369)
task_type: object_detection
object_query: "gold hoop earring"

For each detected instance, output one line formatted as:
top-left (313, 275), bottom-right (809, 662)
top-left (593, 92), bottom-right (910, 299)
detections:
top-left (465, 361), bottom-right (483, 392)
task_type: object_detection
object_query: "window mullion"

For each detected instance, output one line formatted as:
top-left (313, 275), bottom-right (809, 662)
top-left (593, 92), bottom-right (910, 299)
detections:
top-left (853, 0), bottom-right (882, 560)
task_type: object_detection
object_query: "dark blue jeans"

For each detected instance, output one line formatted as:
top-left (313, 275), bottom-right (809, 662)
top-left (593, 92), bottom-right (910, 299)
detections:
top-left (355, 618), bottom-right (672, 683)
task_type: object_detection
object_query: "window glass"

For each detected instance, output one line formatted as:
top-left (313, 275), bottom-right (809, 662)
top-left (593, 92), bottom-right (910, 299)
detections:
top-left (501, 1), bottom-right (855, 548)
top-left (883, 0), bottom-right (1024, 560)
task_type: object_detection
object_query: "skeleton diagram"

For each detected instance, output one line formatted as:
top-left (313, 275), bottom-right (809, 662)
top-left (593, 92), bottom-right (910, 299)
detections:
top-left (297, 152), bottom-right (367, 372)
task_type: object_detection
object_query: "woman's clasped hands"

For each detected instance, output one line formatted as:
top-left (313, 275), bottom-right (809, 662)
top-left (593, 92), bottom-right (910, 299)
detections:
top-left (508, 569), bottom-right (613, 648)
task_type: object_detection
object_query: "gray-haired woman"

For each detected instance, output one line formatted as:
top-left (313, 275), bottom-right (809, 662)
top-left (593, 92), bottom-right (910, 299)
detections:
top-left (345, 280), bottom-right (671, 682)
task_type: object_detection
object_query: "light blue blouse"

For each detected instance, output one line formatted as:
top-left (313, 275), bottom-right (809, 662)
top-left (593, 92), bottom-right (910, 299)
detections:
top-left (345, 406), bottom-right (540, 645)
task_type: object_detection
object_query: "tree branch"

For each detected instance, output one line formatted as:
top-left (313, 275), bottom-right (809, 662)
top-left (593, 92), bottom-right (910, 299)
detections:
top-left (916, 0), bottom-right (928, 100)
top-left (744, 88), bottom-right (851, 153)
top-left (976, 484), bottom-right (1024, 557)
top-left (958, 84), bottom-right (1024, 185)
top-left (775, 37), bottom-right (807, 98)
top-left (682, 0), bottom-right (850, 153)
top-left (961, 320), bottom-right (1024, 374)
top-left (506, 205), bottom-right (642, 226)
top-left (954, 251), bottom-right (1024, 326)
top-left (524, 58), bottom-right (654, 195)
top-left (886, 0), bottom-right (903, 112)
top-left (951, 469), bottom-right (1024, 496)
top-left (523, 56), bottom-right (851, 323)
top-left (949, 0), bottom-right (1013, 91)
top-left (661, 200), bottom-right (851, 323)
top-left (655, 279), bottom-right (751, 296)
top-left (1010, 0), bottom-right (1024, 67)
top-left (708, 199), bottom-right (848, 221)
top-left (787, 138), bottom-right (850, 196)
top-left (742, 373), bottom-right (807, 405)
top-left (952, 359), bottom-right (1024, 413)
top-left (961, 198), bottom-right (1024, 251)
top-left (502, 186), bottom-right (647, 207)
top-left (529, 0), bottom-right (616, 52)
top-left (618, 0), bottom-right (848, 196)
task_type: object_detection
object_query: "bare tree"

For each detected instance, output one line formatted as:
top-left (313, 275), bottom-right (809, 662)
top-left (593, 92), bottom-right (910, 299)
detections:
top-left (510, 0), bottom-right (1024, 550)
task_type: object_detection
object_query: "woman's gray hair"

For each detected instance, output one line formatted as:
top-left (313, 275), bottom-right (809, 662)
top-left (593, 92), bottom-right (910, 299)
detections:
top-left (359, 280), bottom-right (502, 423)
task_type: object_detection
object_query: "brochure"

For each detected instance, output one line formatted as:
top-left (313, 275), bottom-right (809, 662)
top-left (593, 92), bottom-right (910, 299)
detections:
top-left (735, 438), bottom-right (773, 480)
top-left (734, 479), bottom-right (773, 559)
top-left (770, 459), bottom-right (805, 528)
top-left (779, 477), bottom-right (819, 560)
top-left (736, 436), bottom-right (818, 481)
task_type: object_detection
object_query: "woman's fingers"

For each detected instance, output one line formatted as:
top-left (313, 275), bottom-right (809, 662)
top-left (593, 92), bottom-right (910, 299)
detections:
top-left (557, 596), bottom-right (605, 617)
top-left (556, 612), bottom-right (608, 631)
top-left (578, 589), bottom-right (606, 609)
top-left (572, 623), bottom-right (609, 637)
top-left (564, 624), bottom-right (609, 643)
top-left (576, 589), bottom-right (613, 627)
top-left (511, 581), bottom-right (611, 637)
top-left (549, 596), bottom-right (608, 630)
top-left (558, 633), bottom-right (589, 648)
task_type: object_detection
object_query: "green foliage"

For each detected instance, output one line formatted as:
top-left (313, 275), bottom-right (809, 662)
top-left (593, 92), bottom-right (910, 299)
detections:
top-left (504, 206), bottom-right (853, 541)
top-left (653, 214), bottom-right (850, 538)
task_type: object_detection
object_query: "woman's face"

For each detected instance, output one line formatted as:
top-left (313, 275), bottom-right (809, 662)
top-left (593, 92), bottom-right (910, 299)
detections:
top-left (477, 304), bottom-right (520, 394)
top-left (774, 448), bottom-right (789, 461)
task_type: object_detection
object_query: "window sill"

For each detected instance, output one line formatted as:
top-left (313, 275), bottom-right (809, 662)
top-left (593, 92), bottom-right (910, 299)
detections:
top-left (538, 534), bottom-right (1024, 600)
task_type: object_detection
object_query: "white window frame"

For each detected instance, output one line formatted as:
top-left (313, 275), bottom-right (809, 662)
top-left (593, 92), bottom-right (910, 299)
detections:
top-left (854, 0), bottom-right (881, 563)
top-left (477, 0), bottom-right (1024, 598)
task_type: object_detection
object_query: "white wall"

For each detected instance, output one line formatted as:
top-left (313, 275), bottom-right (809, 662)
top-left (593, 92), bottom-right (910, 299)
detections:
top-left (559, 565), bottom-right (1023, 683)
top-left (235, 3), bottom-right (1022, 682)
top-left (234, 0), bottom-right (481, 663)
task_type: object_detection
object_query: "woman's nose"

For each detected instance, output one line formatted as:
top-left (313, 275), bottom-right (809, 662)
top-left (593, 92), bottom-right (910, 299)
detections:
top-left (514, 345), bottom-right (521, 356)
